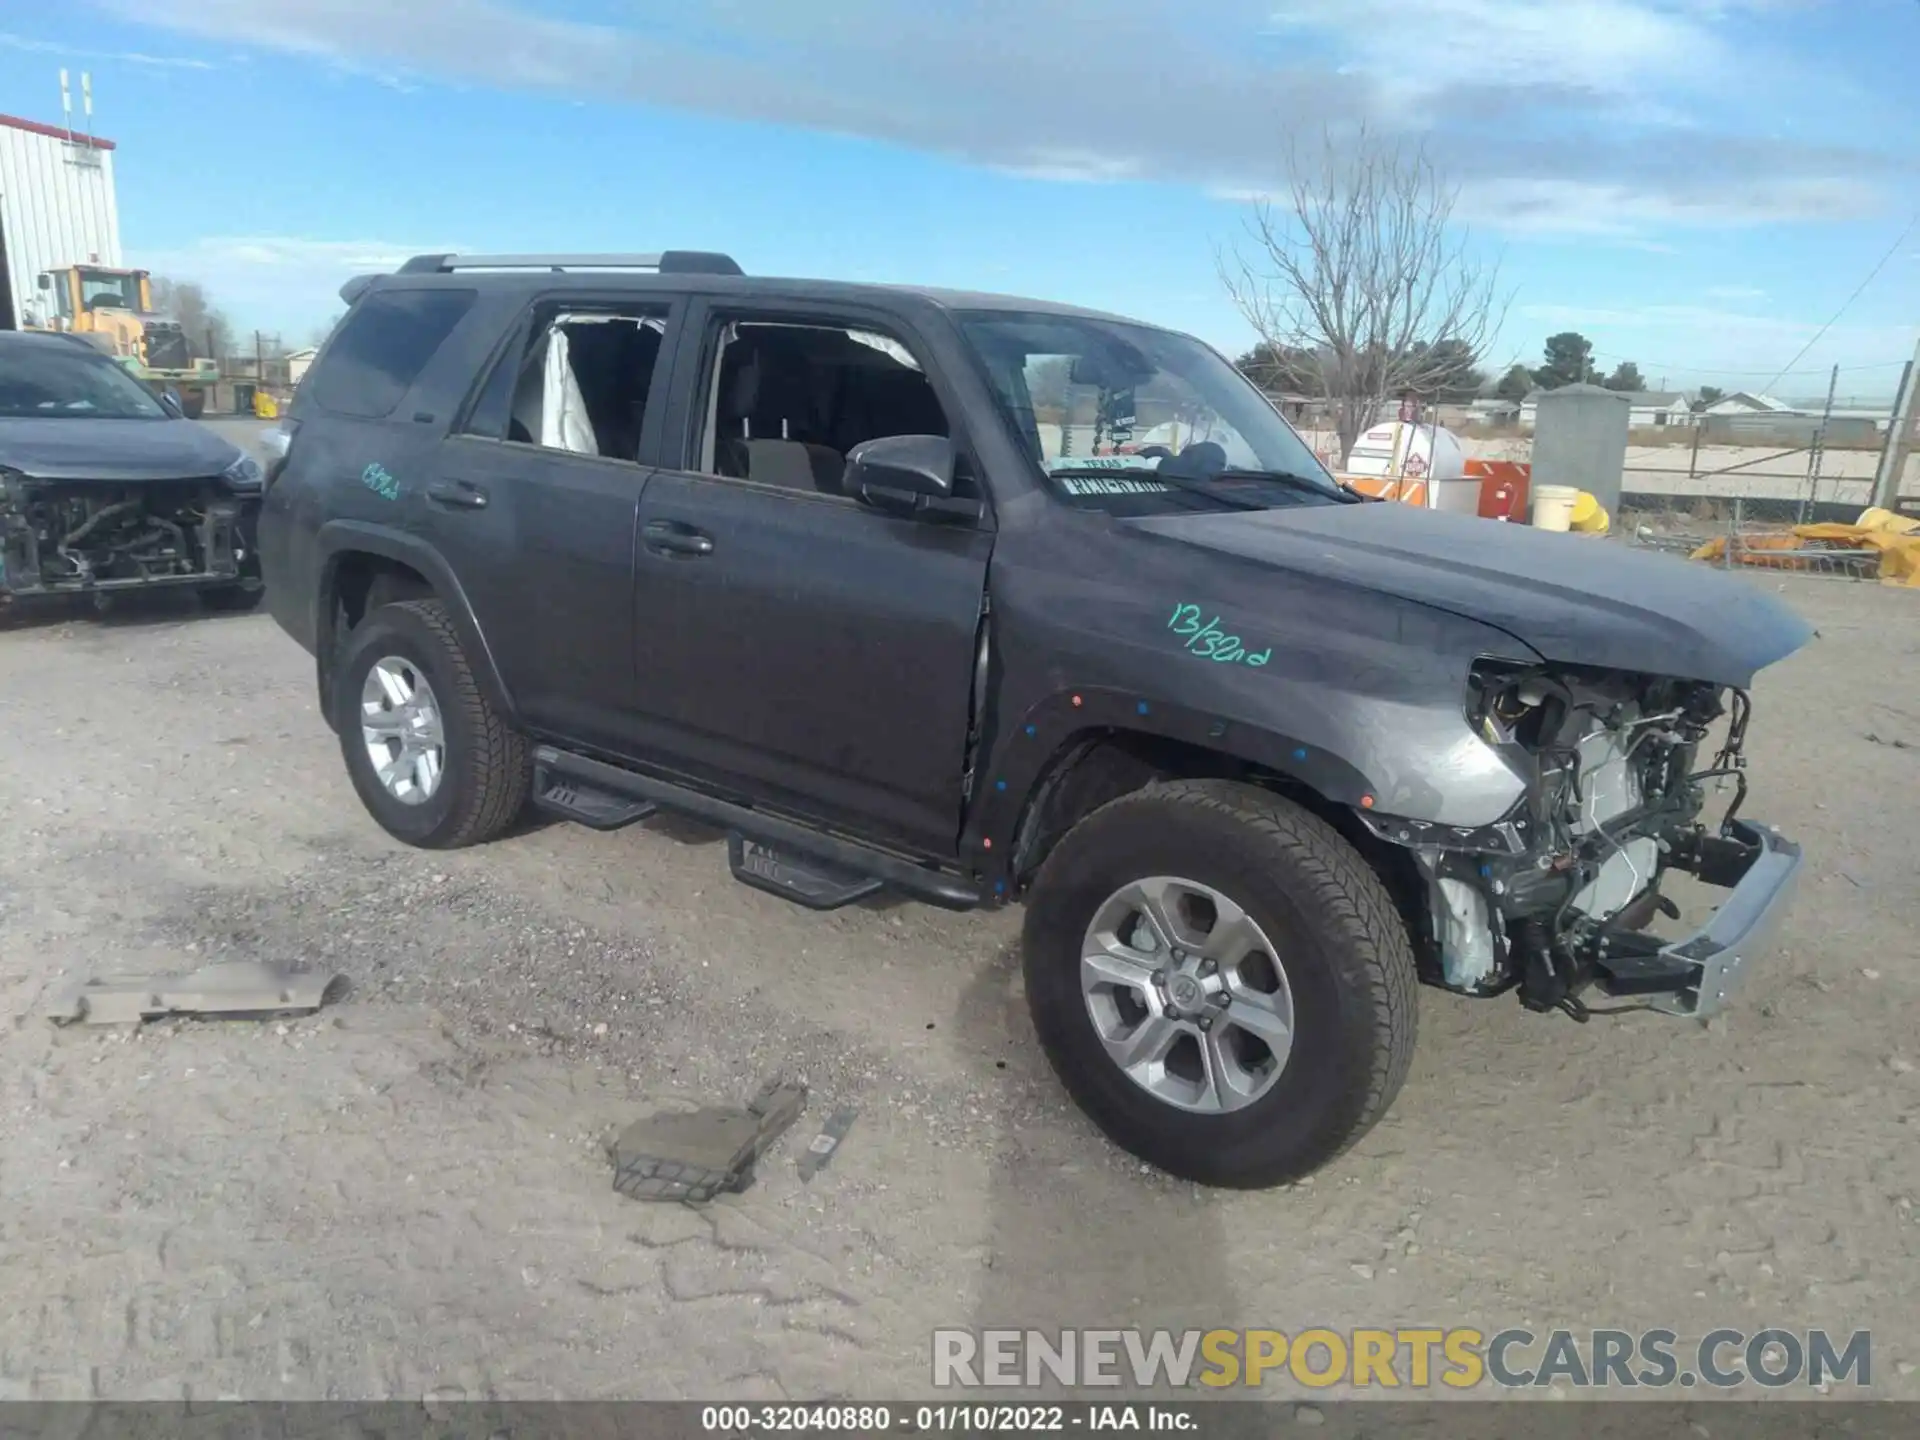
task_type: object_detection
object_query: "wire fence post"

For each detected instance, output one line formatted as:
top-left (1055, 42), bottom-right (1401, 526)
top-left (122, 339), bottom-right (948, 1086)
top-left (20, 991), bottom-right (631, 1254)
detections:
top-left (1871, 342), bottom-right (1920, 513)
top-left (1799, 364), bottom-right (1838, 525)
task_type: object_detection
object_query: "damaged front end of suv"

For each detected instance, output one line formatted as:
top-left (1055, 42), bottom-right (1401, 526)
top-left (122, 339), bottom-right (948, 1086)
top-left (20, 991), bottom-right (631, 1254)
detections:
top-left (0, 469), bottom-right (256, 600)
top-left (1363, 661), bottom-right (1802, 1022)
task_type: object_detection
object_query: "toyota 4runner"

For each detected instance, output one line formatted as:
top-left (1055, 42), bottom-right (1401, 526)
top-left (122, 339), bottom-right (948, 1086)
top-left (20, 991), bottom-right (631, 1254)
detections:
top-left (258, 251), bottom-right (1812, 1189)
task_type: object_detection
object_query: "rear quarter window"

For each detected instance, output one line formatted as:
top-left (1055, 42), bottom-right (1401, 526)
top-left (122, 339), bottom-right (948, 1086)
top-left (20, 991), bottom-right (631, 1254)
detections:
top-left (308, 287), bottom-right (478, 419)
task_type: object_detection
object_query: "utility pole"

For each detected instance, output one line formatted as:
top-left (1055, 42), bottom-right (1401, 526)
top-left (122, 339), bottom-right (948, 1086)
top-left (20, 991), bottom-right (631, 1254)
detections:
top-left (1870, 335), bottom-right (1920, 512)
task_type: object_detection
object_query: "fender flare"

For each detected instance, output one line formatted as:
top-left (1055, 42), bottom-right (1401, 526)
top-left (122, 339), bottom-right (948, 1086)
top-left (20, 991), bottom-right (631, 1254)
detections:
top-left (313, 520), bottom-right (520, 728)
top-left (962, 684), bottom-right (1380, 893)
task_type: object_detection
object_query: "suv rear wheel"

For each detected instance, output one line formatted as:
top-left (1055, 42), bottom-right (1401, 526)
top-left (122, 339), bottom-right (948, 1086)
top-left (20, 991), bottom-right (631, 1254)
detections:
top-left (333, 598), bottom-right (530, 848)
top-left (1021, 778), bottom-right (1417, 1188)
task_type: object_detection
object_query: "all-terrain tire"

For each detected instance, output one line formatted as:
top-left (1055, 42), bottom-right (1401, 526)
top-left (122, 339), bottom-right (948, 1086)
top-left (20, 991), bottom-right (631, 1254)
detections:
top-left (1022, 778), bottom-right (1418, 1189)
top-left (333, 598), bottom-right (530, 849)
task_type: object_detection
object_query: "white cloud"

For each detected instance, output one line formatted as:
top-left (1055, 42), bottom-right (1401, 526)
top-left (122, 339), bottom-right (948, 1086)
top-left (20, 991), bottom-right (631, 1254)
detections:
top-left (107, 0), bottom-right (1900, 243)
top-left (0, 29), bottom-right (214, 70)
top-left (1269, 0), bottom-right (1728, 115)
top-left (1457, 174), bottom-right (1884, 236)
top-left (1706, 284), bottom-right (1769, 300)
top-left (1516, 299), bottom-right (1918, 372)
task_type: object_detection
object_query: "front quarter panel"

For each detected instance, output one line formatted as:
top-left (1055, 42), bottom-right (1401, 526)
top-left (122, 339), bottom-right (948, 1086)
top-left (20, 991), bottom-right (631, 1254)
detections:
top-left (966, 510), bottom-right (1543, 864)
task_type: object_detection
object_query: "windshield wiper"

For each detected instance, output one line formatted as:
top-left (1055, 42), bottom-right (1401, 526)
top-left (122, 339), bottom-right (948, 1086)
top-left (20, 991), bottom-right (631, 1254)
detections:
top-left (1212, 468), bottom-right (1371, 503)
top-left (1046, 466), bottom-right (1269, 513)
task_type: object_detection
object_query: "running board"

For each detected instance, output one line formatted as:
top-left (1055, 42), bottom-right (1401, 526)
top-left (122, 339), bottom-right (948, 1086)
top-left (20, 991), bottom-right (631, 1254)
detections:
top-left (533, 766), bottom-right (658, 830)
top-left (531, 746), bottom-right (983, 912)
top-left (728, 835), bottom-right (883, 910)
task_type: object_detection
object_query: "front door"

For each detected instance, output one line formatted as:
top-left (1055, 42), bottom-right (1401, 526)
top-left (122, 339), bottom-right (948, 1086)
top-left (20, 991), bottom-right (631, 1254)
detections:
top-left (628, 302), bottom-right (993, 855)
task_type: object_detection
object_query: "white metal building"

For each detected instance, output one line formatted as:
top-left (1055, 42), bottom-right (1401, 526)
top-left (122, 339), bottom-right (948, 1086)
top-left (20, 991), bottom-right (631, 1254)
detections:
top-left (0, 110), bottom-right (122, 331)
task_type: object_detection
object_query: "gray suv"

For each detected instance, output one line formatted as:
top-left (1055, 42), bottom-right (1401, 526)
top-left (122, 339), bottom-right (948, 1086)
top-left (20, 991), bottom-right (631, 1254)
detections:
top-left (257, 251), bottom-right (1811, 1188)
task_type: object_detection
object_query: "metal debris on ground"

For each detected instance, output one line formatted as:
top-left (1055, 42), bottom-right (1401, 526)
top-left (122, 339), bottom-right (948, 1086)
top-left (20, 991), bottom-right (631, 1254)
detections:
top-left (45, 959), bottom-right (347, 1027)
top-left (796, 1104), bottom-right (859, 1182)
top-left (610, 1076), bottom-right (807, 1204)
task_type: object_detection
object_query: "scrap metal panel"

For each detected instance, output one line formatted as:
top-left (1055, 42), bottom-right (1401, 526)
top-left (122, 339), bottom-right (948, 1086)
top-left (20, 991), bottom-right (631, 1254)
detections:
top-left (0, 113), bottom-right (122, 330)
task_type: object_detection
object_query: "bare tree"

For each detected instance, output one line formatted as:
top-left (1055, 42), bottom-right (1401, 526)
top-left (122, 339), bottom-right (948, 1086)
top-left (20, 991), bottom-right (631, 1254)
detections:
top-left (1220, 126), bottom-right (1508, 463)
top-left (308, 314), bottom-right (344, 349)
top-left (148, 275), bottom-right (235, 361)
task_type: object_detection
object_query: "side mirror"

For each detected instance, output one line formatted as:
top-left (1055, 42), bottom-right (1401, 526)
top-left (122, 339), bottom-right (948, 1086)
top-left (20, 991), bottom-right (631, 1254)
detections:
top-left (846, 434), bottom-right (954, 498)
top-left (158, 389), bottom-right (186, 419)
top-left (36, 273), bottom-right (51, 292)
top-left (844, 434), bottom-right (979, 522)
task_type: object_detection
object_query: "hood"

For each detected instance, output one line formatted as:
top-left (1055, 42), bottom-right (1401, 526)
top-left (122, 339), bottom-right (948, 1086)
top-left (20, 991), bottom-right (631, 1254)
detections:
top-left (0, 416), bottom-right (243, 484)
top-left (1128, 500), bottom-right (1814, 688)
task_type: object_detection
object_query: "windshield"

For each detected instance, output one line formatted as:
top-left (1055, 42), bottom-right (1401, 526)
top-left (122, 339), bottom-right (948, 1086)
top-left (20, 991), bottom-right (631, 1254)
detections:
top-left (0, 345), bottom-right (168, 420)
top-left (79, 268), bottom-right (138, 311)
top-left (959, 310), bottom-right (1340, 514)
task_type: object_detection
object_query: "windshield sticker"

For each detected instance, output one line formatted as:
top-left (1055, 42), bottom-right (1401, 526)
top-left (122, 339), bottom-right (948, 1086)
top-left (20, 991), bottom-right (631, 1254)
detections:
top-left (1045, 454), bottom-right (1163, 472)
top-left (1057, 476), bottom-right (1174, 496)
top-left (1169, 603), bottom-right (1271, 667)
top-left (361, 463), bottom-right (400, 501)
top-left (1047, 453), bottom-right (1173, 496)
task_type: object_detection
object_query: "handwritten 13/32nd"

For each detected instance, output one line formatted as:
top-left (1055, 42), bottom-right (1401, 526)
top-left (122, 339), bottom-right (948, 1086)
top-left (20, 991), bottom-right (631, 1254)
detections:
top-left (1168, 604), bottom-right (1270, 666)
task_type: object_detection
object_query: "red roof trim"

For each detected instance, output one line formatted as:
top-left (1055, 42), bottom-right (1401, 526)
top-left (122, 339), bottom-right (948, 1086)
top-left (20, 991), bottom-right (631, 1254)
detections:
top-left (0, 113), bottom-right (116, 151)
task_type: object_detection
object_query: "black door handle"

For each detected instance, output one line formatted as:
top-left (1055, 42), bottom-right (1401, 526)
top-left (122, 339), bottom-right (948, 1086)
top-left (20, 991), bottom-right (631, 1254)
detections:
top-left (643, 520), bottom-right (714, 557)
top-left (426, 479), bottom-right (488, 510)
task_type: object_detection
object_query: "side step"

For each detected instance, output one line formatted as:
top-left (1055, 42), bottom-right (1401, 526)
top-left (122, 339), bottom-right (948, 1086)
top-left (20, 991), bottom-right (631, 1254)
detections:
top-left (728, 834), bottom-right (883, 910)
top-left (531, 745), bottom-right (983, 912)
top-left (533, 764), bottom-right (658, 831)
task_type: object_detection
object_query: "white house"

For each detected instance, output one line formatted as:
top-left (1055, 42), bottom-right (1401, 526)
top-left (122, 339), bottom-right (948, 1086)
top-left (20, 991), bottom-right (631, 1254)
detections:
top-left (1518, 387), bottom-right (1694, 430)
top-left (1703, 391), bottom-right (1794, 417)
top-left (286, 346), bottom-right (319, 387)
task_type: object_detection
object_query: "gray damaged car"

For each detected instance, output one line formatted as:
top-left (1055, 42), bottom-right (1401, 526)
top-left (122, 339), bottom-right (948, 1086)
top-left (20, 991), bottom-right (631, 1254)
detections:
top-left (0, 330), bottom-right (264, 612)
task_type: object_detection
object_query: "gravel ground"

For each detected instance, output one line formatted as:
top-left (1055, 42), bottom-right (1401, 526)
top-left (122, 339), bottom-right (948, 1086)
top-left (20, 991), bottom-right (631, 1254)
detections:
top-left (0, 572), bottom-right (1916, 1405)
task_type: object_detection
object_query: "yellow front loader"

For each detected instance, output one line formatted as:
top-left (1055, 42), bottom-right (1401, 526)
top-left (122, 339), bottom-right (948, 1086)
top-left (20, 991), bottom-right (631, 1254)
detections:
top-left (28, 265), bottom-right (219, 418)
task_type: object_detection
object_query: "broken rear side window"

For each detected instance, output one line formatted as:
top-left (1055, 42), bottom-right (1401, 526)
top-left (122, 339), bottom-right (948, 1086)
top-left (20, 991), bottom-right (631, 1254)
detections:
top-left (462, 304), bottom-right (670, 464)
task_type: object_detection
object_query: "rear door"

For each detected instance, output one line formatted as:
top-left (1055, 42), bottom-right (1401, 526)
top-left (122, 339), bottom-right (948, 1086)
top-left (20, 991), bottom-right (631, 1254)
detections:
top-left (261, 282), bottom-right (488, 647)
top-left (428, 293), bottom-right (683, 751)
top-left (628, 296), bottom-right (994, 855)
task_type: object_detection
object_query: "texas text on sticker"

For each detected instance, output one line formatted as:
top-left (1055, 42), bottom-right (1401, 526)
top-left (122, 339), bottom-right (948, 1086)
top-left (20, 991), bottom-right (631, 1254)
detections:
top-left (1168, 603), bottom-right (1270, 667)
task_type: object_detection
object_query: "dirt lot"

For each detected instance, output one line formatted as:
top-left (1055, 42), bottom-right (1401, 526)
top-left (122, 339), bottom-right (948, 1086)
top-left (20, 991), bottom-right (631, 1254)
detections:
top-left (0, 572), bottom-right (1916, 1405)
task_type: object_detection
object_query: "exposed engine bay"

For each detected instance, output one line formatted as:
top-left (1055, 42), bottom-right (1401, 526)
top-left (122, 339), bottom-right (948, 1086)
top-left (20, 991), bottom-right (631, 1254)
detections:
top-left (1366, 662), bottom-right (1769, 1021)
top-left (0, 479), bottom-right (247, 597)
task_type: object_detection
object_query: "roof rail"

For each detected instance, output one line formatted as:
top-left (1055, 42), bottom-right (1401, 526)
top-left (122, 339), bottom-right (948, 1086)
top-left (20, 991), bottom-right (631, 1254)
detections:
top-left (396, 251), bottom-right (744, 277)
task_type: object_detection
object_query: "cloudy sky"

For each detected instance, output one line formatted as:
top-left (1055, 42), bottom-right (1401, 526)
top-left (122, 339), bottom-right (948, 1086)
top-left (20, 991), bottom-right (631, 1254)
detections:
top-left (6, 0), bottom-right (1918, 397)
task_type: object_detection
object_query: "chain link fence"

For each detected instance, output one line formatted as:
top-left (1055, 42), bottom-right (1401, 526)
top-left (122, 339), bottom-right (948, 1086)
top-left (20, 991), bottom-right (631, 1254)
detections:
top-left (1611, 384), bottom-right (1919, 581)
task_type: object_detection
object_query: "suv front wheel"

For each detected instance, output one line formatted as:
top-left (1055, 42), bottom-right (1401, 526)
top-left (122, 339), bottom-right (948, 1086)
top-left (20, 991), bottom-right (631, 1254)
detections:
top-left (333, 598), bottom-right (530, 848)
top-left (1022, 779), bottom-right (1418, 1188)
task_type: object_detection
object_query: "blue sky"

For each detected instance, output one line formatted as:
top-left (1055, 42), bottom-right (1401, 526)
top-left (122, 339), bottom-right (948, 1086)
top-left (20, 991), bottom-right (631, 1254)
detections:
top-left (5, 0), bottom-right (1918, 401)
